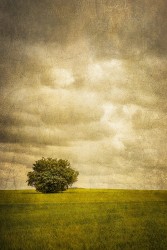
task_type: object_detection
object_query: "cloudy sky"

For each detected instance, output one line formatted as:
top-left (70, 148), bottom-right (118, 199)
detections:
top-left (0, 0), bottom-right (167, 190)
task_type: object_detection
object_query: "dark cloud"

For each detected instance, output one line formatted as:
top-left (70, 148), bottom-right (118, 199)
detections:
top-left (0, 0), bottom-right (79, 43)
top-left (1, 0), bottom-right (166, 55)
top-left (75, 0), bottom-right (167, 58)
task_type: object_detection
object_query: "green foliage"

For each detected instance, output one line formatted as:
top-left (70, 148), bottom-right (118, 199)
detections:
top-left (27, 157), bottom-right (79, 193)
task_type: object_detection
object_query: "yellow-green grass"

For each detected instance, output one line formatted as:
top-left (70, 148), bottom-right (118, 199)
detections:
top-left (0, 189), bottom-right (167, 250)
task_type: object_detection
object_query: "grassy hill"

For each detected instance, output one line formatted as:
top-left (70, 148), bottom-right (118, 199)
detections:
top-left (0, 189), bottom-right (167, 250)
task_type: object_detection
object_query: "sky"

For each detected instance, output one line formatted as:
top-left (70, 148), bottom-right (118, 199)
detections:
top-left (0, 0), bottom-right (167, 190)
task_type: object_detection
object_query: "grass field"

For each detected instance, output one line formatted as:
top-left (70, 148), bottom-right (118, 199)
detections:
top-left (0, 189), bottom-right (167, 250)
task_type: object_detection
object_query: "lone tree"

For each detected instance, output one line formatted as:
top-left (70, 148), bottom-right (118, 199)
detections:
top-left (27, 157), bottom-right (79, 193)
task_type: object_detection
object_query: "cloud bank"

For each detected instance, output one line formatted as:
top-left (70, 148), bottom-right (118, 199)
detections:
top-left (0, 0), bottom-right (167, 189)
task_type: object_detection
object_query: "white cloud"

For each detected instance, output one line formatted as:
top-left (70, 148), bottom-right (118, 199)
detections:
top-left (86, 59), bottom-right (125, 85)
top-left (51, 68), bottom-right (75, 87)
top-left (87, 63), bottom-right (104, 82)
top-left (112, 136), bottom-right (125, 151)
top-left (101, 103), bottom-right (117, 122)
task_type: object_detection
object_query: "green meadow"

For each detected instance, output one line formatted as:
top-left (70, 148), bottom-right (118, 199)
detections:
top-left (0, 189), bottom-right (167, 250)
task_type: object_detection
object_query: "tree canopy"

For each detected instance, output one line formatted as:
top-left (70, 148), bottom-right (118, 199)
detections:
top-left (27, 157), bottom-right (79, 193)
